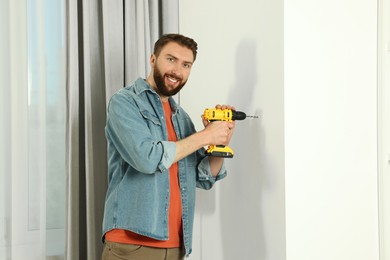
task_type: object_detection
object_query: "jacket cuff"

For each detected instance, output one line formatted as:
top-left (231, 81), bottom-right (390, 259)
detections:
top-left (197, 157), bottom-right (227, 182)
top-left (157, 141), bottom-right (176, 173)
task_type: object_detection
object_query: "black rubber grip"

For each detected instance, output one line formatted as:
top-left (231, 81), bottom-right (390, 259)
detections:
top-left (232, 111), bottom-right (247, 120)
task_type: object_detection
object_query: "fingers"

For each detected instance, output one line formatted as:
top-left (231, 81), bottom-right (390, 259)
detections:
top-left (205, 121), bottom-right (234, 145)
top-left (215, 104), bottom-right (236, 111)
top-left (201, 114), bottom-right (209, 127)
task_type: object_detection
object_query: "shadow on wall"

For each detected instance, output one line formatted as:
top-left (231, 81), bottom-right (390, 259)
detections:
top-left (220, 39), bottom-right (267, 260)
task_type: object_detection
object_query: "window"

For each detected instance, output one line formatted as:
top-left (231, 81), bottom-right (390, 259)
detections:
top-left (0, 1), bottom-right (66, 259)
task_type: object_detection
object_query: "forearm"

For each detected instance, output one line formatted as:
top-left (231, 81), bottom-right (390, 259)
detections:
top-left (174, 130), bottom-right (209, 162)
top-left (208, 156), bottom-right (224, 177)
top-left (174, 131), bottom-right (225, 177)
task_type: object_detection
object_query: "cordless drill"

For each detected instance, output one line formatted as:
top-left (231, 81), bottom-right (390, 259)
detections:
top-left (203, 108), bottom-right (258, 158)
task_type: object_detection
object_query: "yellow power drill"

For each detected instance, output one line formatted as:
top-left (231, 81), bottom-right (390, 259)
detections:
top-left (203, 108), bottom-right (258, 158)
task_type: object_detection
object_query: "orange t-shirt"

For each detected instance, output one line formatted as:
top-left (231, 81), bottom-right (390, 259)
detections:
top-left (105, 101), bottom-right (183, 248)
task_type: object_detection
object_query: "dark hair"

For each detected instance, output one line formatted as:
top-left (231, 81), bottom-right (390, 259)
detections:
top-left (153, 34), bottom-right (198, 61)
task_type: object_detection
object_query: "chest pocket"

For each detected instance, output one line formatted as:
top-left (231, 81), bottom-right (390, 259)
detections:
top-left (140, 110), bottom-right (163, 138)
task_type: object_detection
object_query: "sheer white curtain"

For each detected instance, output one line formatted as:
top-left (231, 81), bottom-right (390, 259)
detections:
top-left (65, 1), bottom-right (179, 259)
top-left (0, 0), bottom-right (66, 259)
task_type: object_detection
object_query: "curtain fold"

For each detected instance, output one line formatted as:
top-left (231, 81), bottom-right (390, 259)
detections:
top-left (65, 0), bottom-right (179, 259)
top-left (124, 0), bottom-right (179, 86)
top-left (65, 0), bottom-right (82, 258)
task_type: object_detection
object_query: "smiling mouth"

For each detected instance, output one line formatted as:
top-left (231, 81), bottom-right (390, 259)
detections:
top-left (167, 76), bottom-right (178, 83)
top-left (166, 75), bottom-right (181, 85)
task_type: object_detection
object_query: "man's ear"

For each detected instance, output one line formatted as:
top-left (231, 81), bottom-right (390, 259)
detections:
top-left (150, 54), bottom-right (156, 67)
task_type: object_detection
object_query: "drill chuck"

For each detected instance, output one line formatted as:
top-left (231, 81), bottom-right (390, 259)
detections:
top-left (231, 110), bottom-right (247, 120)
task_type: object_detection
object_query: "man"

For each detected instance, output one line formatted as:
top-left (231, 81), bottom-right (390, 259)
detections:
top-left (101, 34), bottom-right (235, 260)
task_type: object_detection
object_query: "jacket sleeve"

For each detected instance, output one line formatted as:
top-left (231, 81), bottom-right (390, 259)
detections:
top-left (105, 92), bottom-right (175, 174)
top-left (196, 155), bottom-right (227, 190)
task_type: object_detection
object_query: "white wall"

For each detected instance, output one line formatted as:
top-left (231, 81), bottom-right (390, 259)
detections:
top-left (180, 0), bottom-right (380, 260)
top-left (179, 1), bottom-right (285, 260)
top-left (378, 0), bottom-right (390, 258)
top-left (285, 0), bottom-right (379, 259)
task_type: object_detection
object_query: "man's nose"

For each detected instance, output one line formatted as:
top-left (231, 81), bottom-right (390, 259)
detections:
top-left (171, 63), bottom-right (182, 76)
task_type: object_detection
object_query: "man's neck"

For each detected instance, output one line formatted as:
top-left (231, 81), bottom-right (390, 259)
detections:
top-left (145, 76), bottom-right (155, 90)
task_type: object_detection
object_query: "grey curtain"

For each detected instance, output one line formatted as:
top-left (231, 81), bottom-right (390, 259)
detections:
top-left (65, 1), bottom-right (179, 259)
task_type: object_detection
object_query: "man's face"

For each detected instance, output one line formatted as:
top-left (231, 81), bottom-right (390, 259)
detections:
top-left (151, 42), bottom-right (194, 98)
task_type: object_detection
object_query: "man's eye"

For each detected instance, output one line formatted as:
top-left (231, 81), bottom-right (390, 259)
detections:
top-left (168, 57), bottom-right (175, 62)
top-left (184, 64), bottom-right (191, 69)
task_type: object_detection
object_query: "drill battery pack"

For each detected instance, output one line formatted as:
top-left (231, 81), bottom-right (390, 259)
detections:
top-left (205, 145), bottom-right (234, 158)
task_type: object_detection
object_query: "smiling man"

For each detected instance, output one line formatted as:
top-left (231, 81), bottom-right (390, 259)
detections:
top-left (149, 39), bottom-right (193, 98)
top-left (101, 34), bottom-right (235, 260)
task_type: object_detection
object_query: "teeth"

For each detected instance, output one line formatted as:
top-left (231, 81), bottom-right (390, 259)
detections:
top-left (167, 76), bottom-right (178, 83)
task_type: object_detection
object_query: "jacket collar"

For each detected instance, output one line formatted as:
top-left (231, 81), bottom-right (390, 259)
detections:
top-left (133, 77), bottom-right (180, 115)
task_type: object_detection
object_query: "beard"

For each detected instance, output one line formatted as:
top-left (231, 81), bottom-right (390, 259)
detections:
top-left (153, 64), bottom-right (187, 97)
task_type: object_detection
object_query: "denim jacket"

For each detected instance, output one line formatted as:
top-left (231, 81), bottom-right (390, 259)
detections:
top-left (102, 78), bottom-right (227, 256)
